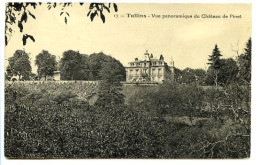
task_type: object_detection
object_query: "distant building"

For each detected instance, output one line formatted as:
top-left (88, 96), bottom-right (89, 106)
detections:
top-left (125, 51), bottom-right (174, 84)
top-left (53, 71), bottom-right (61, 81)
top-left (40, 71), bottom-right (61, 81)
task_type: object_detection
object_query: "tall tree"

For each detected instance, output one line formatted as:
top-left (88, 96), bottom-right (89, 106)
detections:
top-left (237, 38), bottom-right (251, 84)
top-left (59, 50), bottom-right (88, 80)
top-left (208, 44), bottom-right (223, 67)
top-left (7, 50), bottom-right (31, 80)
top-left (181, 68), bottom-right (206, 85)
top-left (35, 50), bottom-right (57, 80)
top-left (87, 52), bottom-right (126, 81)
top-left (92, 54), bottom-right (126, 107)
top-left (99, 58), bottom-right (125, 86)
top-left (174, 67), bottom-right (183, 83)
top-left (87, 52), bottom-right (110, 80)
top-left (218, 58), bottom-right (239, 85)
top-left (207, 44), bottom-right (223, 86)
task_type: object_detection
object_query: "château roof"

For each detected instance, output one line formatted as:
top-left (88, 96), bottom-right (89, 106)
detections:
top-left (125, 51), bottom-right (174, 69)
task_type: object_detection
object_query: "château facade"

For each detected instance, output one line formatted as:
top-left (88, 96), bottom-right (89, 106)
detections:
top-left (125, 51), bottom-right (174, 84)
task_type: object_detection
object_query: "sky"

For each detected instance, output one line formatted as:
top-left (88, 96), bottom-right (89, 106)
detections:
top-left (5, 3), bottom-right (251, 73)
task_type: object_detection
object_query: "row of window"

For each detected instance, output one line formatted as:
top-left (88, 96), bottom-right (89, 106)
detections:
top-left (128, 73), bottom-right (163, 77)
top-left (128, 68), bottom-right (162, 72)
top-left (127, 76), bottom-right (164, 82)
top-left (152, 62), bottom-right (164, 66)
top-left (127, 68), bottom-right (163, 77)
top-left (129, 61), bottom-right (164, 66)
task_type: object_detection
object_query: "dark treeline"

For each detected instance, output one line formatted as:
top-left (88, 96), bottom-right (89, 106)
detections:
top-left (5, 50), bottom-right (126, 82)
top-left (174, 38), bottom-right (251, 86)
top-left (59, 51), bottom-right (126, 81)
top-left (6, 38), bottom-right (251, 87)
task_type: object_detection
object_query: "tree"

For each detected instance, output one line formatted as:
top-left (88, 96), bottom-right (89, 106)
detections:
top-left (5, 66), bottom-right (12, 80)
top-left (86, 52), bottom-right (126, 106)
top-left (193, 68), bottom-right (207, 85)
top-left (93, 55), bottom-right (126, 107)
top-left (5, 3), bottom-right (118, 46)
top-left (208, 44), bottom-right (223, 67)
top-left (5, 72), bottom-right (11, 81)
top-left (95, 59), bottom-right (126, 107)
top-left (180, 68), bottom-right (195, 84)
top-left (207, 44), bottom-right (223, 86)
top-left (174, 67), bottom-right (183, 83)
top-left (59, 51), bottom-right (126, 81)
top-left (237, 38), bottom-right (251, 84)
top-left (99, 58), bottom-right (125, 86)
top-left (218, 58), bottom-right (239, 86)
top-left (59, 50), bottom-right (88, 80)
top-left (181, 68), bottom-right (206, 85)
top-left (87, 52), bottom-right (110, 80)
top-left (87, 52), bottom-right (126, 81)
top-left (35, 50), bottom-right (57, 80)
top-left (7, 50), bottom-right (31, 80)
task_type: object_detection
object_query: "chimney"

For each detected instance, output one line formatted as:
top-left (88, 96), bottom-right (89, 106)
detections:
top-left (159, 54), bottom-right (164, 60)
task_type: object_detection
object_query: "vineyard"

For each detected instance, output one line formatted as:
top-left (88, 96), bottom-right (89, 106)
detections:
top-left (4, 81), bottom-right (250, 158)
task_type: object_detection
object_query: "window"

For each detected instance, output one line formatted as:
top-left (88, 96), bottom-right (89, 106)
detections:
top-left (136, 69), bottom-right (139, 75)
top-left (130, 70), bottom-right (133, 75)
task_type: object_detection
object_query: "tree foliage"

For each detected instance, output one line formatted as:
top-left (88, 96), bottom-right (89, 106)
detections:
top-left (237, 38), bottom-right (251, 84)
top-left (128, 82), bottom-right (204, 122)
top-left (173, 67), bottom-right (206, 85)
top-left (7, 50), bottom-right (31, 80)
top-left (60, 50), bottom-right (88, 80)
top-left (218, 58), bottom-right (239, 86)
top-left (206, 38), bottom-right (251, 86)
top-left (59, 51), bottom-right (126, 82)
top-left (5, 80), bottom-right (250, 158)
top-left (173, 67), bottom-right (182, 83)
top-left (5, 2), bottom-right (118, 46)
top-left (87, 52), bottom-right (126, 81)
top-left (208, 44), bottom-right (223, 69)
top-left (95, 55), bottom-right (126, 107)
top-left (206, 44), bottom-right (223, 86)
top-left (206, 58), bottom-right (239, 86)
top-left (35, 50), bottom-right (57, 80)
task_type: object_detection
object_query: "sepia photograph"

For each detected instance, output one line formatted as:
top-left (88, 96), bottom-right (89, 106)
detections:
top-left (2, 1), bottom-right (253, 160)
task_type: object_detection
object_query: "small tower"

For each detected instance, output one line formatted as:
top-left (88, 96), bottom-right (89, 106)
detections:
top-left (144, 50), bottom-right (150, 61)
top-left (159, 54), bottom-right (164, 60)
top-left (169, 57), bottom-right (175, 81)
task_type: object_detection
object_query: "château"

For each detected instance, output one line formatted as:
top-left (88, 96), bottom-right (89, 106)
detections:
top-left (125, 50), bottom-right (174, 84)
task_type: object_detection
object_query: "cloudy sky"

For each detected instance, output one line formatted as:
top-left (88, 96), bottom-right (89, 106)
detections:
top-left (5, 3), bottom-right (251, 73)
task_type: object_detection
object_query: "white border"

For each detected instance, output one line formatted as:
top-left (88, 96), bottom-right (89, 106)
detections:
top-left (1, 0), bottom-right (259, 165)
